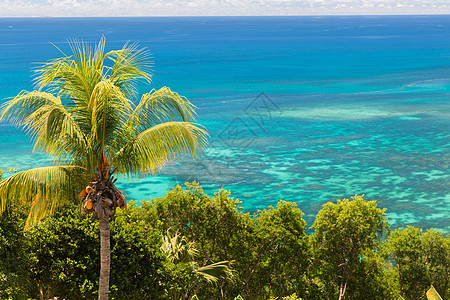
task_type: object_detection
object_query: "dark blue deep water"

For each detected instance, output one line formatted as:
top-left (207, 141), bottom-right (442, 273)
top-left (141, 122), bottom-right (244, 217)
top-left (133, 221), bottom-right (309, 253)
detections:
top-left (0, 16), bottom-right (449, 231)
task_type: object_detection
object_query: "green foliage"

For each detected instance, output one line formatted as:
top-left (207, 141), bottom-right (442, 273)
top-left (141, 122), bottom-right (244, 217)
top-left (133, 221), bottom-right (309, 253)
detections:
top-left (0, 207), bottom-right (29, 299)
top-left (281, 293), bottom-right (301, 300)
top-left (109, 207), bottom-right (168, 299)
top-left (311, 194), bottom-right (389, 299)
top-left (0, 204), bottom-right (168, 299)
top-left (161, 230), bottom-right (197, 265)
top-left (248, 201), bottom-right (309, 298)
top-left (141, 182), bottom-right (251, 299)
top-left (343, 250), bottom-right (397, 300)
top-left (0, 166), bottom-right (86, 228)
top-left (159, 230), bottom-right (198, 299)
top-left (269, 293), bottom-right (302, 300)
top-left (141, 183), bottom-right (311, 299)
top-left (25, 205), bottom-right (99, 299)
top-left (0, 167), bottom-right (27, 298)
top-left (398, 285), bottom-right (444, 300)
top-left (383, 226), bottom-right (450, 300)
top-left (1, 181), bottom-right (449, 299)
top-left (160, 230), bottom-right (234, 288)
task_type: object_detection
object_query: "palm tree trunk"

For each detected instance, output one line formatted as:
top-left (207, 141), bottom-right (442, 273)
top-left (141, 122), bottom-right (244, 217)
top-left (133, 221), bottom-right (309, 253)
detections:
top-left (98, 215), bottom-right (111, 300)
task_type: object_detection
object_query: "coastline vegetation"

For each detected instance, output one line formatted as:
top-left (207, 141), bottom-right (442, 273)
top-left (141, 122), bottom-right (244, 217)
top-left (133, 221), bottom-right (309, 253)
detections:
top-left (0, 181), bottom-right (448, 300)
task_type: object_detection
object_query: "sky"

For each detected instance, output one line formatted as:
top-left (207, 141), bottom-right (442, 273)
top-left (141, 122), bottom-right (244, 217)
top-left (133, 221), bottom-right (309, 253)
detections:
top-left (0, 0), bottom-right (449, 17)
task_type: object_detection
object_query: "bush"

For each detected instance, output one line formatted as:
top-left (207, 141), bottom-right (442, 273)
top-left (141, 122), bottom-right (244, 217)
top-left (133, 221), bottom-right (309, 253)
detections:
top-left (1, 182), bottom-right (449, 300)
top-left (383, 226), bottom-right (450, 300)
top-left (311, 195), bottom-right (389, 300)
top-left (2, 204), bottom-right (168, 299)
top-left (0, 207), bottom-right (29, 299)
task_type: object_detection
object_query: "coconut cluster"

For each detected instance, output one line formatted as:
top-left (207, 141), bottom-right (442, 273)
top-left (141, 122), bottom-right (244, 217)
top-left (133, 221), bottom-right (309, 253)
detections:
top-left (80, 180), bottom-right (126, 219)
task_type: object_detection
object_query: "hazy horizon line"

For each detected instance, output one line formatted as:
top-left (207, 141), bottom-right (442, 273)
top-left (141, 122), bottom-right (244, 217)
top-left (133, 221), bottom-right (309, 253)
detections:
top-left (1, 13), bottom-right (450, 18)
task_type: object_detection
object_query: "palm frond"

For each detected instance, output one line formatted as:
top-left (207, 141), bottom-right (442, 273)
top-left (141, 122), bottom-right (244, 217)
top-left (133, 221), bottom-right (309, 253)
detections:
top-left (35, 55), bottom-right (93, 103)
top-left (34, 39), bottom-right (105, 111)
top-left (133, 86), bottom-right (197, 126)
top-left (112, 121), bottom-right (208, 175)
top-left (160, 230), bottom-right (198, 264)
top-left (0, 90), bottom-right (61, 126)
top-left (94, 36), bottom-right (107, 71)
top-left (106, 41), bottom-right (153, 97)
top-left (160, 231), bottom-right (234, 283)
top-left (0, 91), bottom-right (92, 167)
top-left (88, 79), bottom-right (133, 157)
top-left (0, 166), bottom-right (88, 228)
top-left (193, 261), bottom-right (234, 283)
top-left (109, 87), bottom-right (198, 155)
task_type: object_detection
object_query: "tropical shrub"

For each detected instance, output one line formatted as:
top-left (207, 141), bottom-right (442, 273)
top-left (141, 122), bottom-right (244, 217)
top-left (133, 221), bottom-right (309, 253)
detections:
top-left (0, 207), bottom-right (29, 299)
top-left (1, 181), bottom-right (449, 300)
top-left (141, 182), bottom-right (251, 299)
top-left (383, 226), bottom-right (450, 300)
top-left (25, 205), bottom-right (99, 299)
top-left (109, 206), bottom-right (169, 299)
top-left (246, 201), bottom-right (309, 299)
top-left (141, 183), bottom-right (311, 299)
top-left (311, 195), bottom-right (389, 300)
top-left (1, 204), bottom-right (168, 299)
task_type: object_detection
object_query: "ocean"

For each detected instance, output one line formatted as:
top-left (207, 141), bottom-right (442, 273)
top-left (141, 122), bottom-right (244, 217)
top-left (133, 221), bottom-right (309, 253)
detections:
top-left (0, 16), bottom-right (449, 231)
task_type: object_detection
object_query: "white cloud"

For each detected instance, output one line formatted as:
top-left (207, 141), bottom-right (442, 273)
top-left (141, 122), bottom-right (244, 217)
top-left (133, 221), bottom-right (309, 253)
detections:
top-left (0, 0), bottom-right (449, 17)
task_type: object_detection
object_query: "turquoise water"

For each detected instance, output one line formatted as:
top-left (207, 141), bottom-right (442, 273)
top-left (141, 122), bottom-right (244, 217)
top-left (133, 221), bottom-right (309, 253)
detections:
top-left (0, 16), bottom-right (449, 231)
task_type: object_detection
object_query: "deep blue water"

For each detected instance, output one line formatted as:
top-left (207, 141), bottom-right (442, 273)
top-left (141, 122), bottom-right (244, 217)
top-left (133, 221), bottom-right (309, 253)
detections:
top-left (0, 16), bottom-right (449, 231)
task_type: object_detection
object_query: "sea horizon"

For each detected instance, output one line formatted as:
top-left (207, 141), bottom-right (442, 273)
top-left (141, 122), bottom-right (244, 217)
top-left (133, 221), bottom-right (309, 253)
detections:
top-left (2, 14), bottom-right (450, 18)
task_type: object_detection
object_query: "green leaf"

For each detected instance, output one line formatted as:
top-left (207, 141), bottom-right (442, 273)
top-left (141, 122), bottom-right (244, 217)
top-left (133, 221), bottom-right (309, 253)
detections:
top-left (0, 166), bottom-right (87, 228)
top-left (193, 260), bottom-right (233, 283)
top-left (426, 286), bottom-right (443, 300)
top-left (112, 121), bottom-right (208, 175)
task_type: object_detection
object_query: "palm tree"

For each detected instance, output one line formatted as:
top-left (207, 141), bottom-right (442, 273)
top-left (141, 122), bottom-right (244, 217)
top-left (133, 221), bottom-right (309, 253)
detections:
top-left (0, 38), bottom-right (208, 300)
top-left (161, 230), bottom-right (234, 300)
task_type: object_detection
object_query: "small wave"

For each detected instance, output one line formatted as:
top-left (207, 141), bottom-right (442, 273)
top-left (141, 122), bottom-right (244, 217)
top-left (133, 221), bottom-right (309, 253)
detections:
top-left (353, 35), bottom-right (402, 39)
top-left (406, 78), bottom-right (449, 87)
